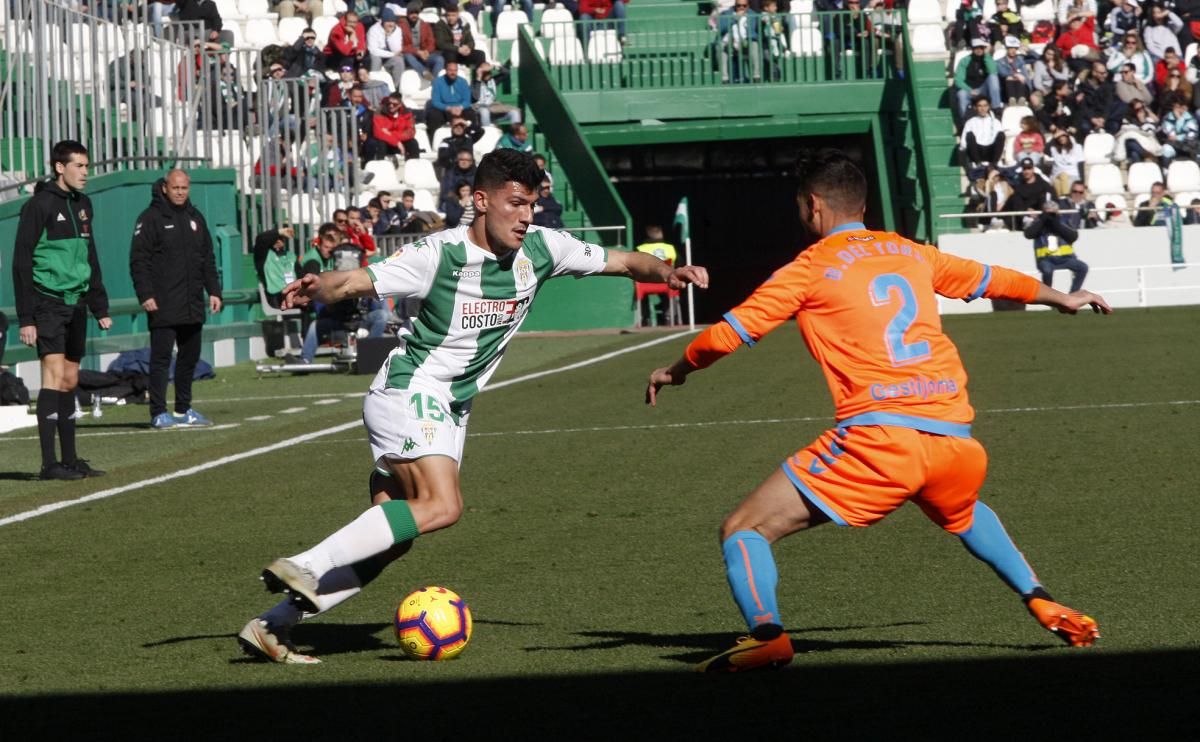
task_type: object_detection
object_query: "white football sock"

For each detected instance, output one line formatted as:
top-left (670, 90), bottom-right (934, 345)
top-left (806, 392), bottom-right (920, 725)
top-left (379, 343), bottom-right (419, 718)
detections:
top-left (260, 565), bottom-right (366, 627)
top-left (289, 505), bottom-right (394, 578)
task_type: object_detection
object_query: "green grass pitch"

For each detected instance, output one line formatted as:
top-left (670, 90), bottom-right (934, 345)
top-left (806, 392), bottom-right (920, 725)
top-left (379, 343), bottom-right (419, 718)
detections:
top-left (1, 307), bottom-right (1198, 738)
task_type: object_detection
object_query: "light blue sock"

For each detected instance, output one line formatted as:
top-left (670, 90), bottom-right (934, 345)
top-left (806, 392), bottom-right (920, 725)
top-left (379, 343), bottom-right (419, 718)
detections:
top-left (722, 530), bottom-right (782, 631)
top-left (958, 501), bottom-right (1042, 596)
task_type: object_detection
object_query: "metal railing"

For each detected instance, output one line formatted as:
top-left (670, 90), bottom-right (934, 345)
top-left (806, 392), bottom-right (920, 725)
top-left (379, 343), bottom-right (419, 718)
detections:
top-left (536, 11), bottom-right (905, 90)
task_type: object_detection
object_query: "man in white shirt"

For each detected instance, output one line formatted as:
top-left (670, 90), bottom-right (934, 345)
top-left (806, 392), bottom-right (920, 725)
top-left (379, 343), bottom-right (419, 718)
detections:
top-left (960, 96), bottom-right (1006, 170)
top-left (367, 7), bottom-right (407, 90)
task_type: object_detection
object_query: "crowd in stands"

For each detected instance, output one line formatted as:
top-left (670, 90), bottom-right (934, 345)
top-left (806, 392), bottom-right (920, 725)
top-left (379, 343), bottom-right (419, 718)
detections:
top-left (949, 0), bottom-right (1200, 227)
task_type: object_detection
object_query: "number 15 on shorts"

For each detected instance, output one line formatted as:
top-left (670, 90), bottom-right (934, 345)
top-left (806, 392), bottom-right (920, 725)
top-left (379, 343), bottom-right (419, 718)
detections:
top-left (408, 393), bottom-right (447, 422)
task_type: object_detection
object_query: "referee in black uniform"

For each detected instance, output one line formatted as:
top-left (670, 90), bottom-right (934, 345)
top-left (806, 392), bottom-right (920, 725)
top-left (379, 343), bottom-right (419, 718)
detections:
top-left (12, 141), bottom-right (112, 480)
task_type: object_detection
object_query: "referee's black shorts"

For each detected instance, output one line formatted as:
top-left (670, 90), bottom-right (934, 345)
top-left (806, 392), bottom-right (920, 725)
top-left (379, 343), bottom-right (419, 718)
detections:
top-left (33, 293), bottom-right (88, 361)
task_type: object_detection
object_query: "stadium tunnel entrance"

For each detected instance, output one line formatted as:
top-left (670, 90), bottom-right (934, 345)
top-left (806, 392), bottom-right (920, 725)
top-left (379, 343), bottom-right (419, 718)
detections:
top-left (600, 136), bottom-right (880, 324)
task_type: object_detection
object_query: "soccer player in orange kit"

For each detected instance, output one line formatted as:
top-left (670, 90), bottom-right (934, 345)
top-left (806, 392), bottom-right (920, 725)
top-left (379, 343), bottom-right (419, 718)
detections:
top-left (647, 150), bottom-right (1108, 673)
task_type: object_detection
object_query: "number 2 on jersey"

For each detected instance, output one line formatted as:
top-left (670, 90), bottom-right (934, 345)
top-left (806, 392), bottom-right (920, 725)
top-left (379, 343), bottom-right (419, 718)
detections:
top-left (868, 273), bottom-right (931, 367)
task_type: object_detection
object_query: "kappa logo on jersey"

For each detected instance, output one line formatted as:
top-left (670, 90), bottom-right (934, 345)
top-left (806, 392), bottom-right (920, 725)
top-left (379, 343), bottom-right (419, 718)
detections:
top-left (401, 437), bottom-right (419, 454)
top-left (452, 269), bottom-right (482, 279)
top-left (459, 296), bottom-right (531, 329)
top-left (56, 213), bottom-right (66, 222)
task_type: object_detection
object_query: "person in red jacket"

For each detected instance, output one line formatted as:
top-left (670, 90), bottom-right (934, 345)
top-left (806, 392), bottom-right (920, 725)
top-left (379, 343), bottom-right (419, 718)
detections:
top-left (1054, 12), bottom-right (1099, 72)
top-left (1154, 47), bottom-right (1187, 89)
top-left (325, 10), bottom-right (367, 71)
top-left (369, 93), bottom-right (420, 161)
top-left (401, 0), bottom-right (445, 79)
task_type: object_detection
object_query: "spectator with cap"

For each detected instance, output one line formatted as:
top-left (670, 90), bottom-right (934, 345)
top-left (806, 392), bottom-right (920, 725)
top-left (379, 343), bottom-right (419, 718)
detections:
top-left (435, 2), bottom-right (487, 68)
top-left (285, 27), bottom-right (328, 78)
top-left (325, 10), bottom-right (368, 71)
top-left (997, 36), bottom-right (1032, 105)
top-left (960, 96), bottom-right (1006, 172)
top-left (427, 61), bottom-right (476, 134)
top-left (955, 37), bottom-right (1003, 120)
top-left (325, 64), bottom-right (359, 107)
top-left (1023, 199), bottom-right (1090, 291)
top-left (368, 8), bottom-right (408, 91)
top-left (1007, 157), bottom-right (1056, 216)
top-left (401, 1), bottom-right (445, 80)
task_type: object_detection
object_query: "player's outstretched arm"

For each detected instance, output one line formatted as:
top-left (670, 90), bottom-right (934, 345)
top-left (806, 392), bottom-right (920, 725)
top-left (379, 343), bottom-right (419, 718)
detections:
top-left (281, 268), bottom-right (376, 309)
top-left (646, 357), bottom-right (695, 407)
top-left (602, 250), bottom-right (710, 290)
top-left (1030, 284), bottom-right (1113, 315)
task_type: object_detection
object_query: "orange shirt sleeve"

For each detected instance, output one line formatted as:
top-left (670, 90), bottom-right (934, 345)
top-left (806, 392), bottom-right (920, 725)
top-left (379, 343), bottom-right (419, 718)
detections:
top-left (684, 321), bottom-right (743, 369)
top-left (928, 246), bottom-right (1041, 304)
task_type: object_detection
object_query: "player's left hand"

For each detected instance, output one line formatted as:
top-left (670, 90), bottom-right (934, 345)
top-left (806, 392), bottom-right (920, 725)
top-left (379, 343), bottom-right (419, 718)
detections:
top-left (668, 265), bottom-right (709, 290)
top-left (98, 317), bottom-right (113, 330)
top-left (1058, 290), bottom-right (1112, 315)
top-left (210, 296), bottom-right (223, 314)
top-left (646, 365), bottom-right (687, 406)
top-left (282, 274), bottom-right (321, 309)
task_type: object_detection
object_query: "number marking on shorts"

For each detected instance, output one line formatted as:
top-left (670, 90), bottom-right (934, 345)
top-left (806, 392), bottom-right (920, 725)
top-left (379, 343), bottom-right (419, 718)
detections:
top-left (408, 393), bottom-right (446, 422)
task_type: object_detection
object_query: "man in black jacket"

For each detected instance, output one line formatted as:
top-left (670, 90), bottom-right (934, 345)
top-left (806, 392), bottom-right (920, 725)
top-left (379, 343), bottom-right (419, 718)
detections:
top-left (1023, 200), bottom-right (1089, 292)
top-left (129, 170), bottom-right (223, 429)
top-left (175, 0), bottom-right (234, 47)
top-left (12, 140), bottom-right (112, 480)
top-left (1076, 61), bottom-right (1126, 135)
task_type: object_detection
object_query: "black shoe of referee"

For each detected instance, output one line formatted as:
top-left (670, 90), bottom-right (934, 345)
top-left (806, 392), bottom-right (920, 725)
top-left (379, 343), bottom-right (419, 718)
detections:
top-left (40, 462), bottom-right (86, 481)
top-left (67, 459), bottom-right (106, 477)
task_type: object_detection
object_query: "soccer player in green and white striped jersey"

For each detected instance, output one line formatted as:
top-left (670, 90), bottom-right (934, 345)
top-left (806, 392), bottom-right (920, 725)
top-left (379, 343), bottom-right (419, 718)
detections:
top-left (238, 149), bottom-right (709, 664)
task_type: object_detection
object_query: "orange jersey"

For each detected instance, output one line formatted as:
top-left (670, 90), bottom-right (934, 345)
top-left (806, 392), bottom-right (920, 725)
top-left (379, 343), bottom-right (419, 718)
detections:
top-left (686, 223), bottom-right (1040, 435)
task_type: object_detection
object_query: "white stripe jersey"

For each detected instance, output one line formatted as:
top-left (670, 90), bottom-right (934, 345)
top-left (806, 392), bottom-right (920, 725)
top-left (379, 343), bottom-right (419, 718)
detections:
top-left (364, 224), bottom-right (608, 420)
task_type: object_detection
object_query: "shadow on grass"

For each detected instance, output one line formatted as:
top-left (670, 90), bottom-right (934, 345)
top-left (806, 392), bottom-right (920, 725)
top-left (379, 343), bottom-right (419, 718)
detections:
top-left (2, 649), bottom-right (1196, 738)
top-left (0, 472), bottom-right (42, 481)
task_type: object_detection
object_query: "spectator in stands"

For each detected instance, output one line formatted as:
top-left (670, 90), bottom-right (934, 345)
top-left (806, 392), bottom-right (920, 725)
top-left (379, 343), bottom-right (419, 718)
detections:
top-left (1011, 114), bottom-right (1046, 159)
top-left (345, 0), bottom-right (378, 26)
top-left (997, 36), bottom-right (1032, 105)
top-left (715, 0), bottom-right (761, 84)
top-left (1058, 0), bottom-right (1098, 25)
top-left (950, 0), bottom-right (990, 50)
top-left (355, 67), bottom-right (391, 108)
top-left (1024, 200), bottom-right (1090, 291)
top-left (579, 0), bottom-right (629, 47)
top-left (1056, 12), bottom-right (1102, 72)
top-left (532, 180), bottom-right (564, 228)
top-left (1178, 0), bottom-right (1200, 50)
top-left (440, 149), bottom-right (477, 201)
top-left (109, 48), bottom-right (160, 115)
top-left (758, 0), bottom-right (790, 81)
top-left (1156, 68), bottom-right (1194, 111)
top-left (1159, 94), bottom-right (1200, 164)
top-left (253, 225), bottom-right (297, 308)
top-left (374, 190), bottom-right (418, 234)
top-left (1117, 98), bottom-right (1163, 161)
top-left (305, 131), bottom-right (348, 190)
top-left (293, 230), bottom-right (391, 365)
top-left (955, 38), bottom-right (1003, 120)
top-left (463, 0), bottom-right (485, 23)
top-left (1186, 197), bottom-right (1200, 223)
top-left (276, 0), bottom-right (324, 23)
top-left (442, 181), bottom-right (476, 227)
top-left (401, 1), bottom-right (445, 80)
top-left (255, 136), bottom-right (305, 190)
top-left (1143, 4), bottom-right (1185, 61)
top-left (1155, 47), bottom-right (1188, 88)
top-left (367, 8), bottom-right (408, 91)
top-left (437, 117), bottom-right (483, 174)
top-left (326, 65), bottom-right (359, 107)
top-left (1032, 45), bottom-right (1073, 95)
top-left (1047, 130), bottom-right (1086, 196)
top-left (285, 27), bottom-right (328, 78)
top-left (1039, 80), bottom-right (1082, 135)
top-left (176, 0), bottom-right (234, 47)
top-left (346, 207), bottom-right (379, 258)
top-left (534, 152), bottom-right (553, 184)
top-left (1077, 61), bottom-right (1127, 134)
top-left (1007, 157), bottom-right (1056, 213)
top-left (1108, 33), bottom-right (1155, 85)
top-left (961, 96), bottom-right (1006, 172)
top-left (1135, 181), bottom-right (1178, 225)
top-left (1104, 0), bottom-right (1141, 45)
top-left (435, 3), bottom-right (487, 68)
top-left (988, 0), bottom-right (1026, 44)
top-left (368, 93), bottom-right (421, 161)
top-left (427, 61), bottom-right (476, 133)
top-left (470, 62), bottom-right (519, 127)
top-left (1115, 61), bottom-right (1155, 107)
top-left (297, 223), bottom-right (338, 278)
top-left (326, 11), bottom-right (368, 71)
top-left (498, 122), bottom-right (533, 152)
top-left (149, 0), bottom-right (179, 36)
top-left (208, 51), bottom-right (251, 131)
top-left (1062, 181), bottom-right (1101, 229)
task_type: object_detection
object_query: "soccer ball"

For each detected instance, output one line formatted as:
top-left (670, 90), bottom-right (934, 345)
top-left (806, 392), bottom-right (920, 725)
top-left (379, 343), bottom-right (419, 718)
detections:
top-left (393, 586), bottom-right (473, 661)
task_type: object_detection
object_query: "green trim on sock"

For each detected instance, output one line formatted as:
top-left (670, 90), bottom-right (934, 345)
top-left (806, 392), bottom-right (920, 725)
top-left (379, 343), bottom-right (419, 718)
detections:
top-left (380, 499), bottom-right (419, 544)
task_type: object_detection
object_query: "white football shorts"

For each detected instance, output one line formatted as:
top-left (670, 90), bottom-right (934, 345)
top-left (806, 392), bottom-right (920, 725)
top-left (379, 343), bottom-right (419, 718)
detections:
top-left (363, 384), bottom-right (467, 473)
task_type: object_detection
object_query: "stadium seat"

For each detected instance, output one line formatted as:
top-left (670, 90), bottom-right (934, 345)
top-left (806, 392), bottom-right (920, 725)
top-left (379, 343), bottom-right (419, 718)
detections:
top-left (1020, 0), bottom-right (1055, 22)
top-left (419, 8), bottom-right (440, 24)
top-left (1000, 105), bottom-right (1032, 137)
top-left (328, 0), bottom-right (348, 14)
top-left (368, 69), bottom-right (396, 93)
top-left (539, 6), bottom-right (574, 37)
top-left (277, 17), bottom-right (308, 45)
top-left (549, 36), bottom-right (584, 64)
top-left (312, 16), bottom-right (339, 47)
top-left (1186, 42), bottom-right (1198, 66)
top-left (910, 24), bottom-right (947, 55)
top-left (1167, 160), bottom-right (1200, 192)
top-left (943, 0), bottom-right (957, 22)
top-left (1083, 132), bottom-right (1115, 165)
top-left (950, 48), bottom-right (969, 74)
top-left (215, 0), bottom-right (245, 20)
top-left (1127, 161), bottom-right (1164, 196)
top-left (239, 0), bottom-right (276, 18)
top-left (1173, 190), bottom-right (1200, 211)
top-left (1094, 193), bottom-right (1127, 224)
top-left (244, 18), bottom-right (279, 48)
top-left (429, 125), bottom-right (453, 156)
top-left (586, 30), bottom-right (622, 63)
top-left (790, 27), bottom-right (823, 56)
top-left (413, 189), bottom-right (438, 212)
top-left (907, 0), bottom-right (943, 23)
top-left (403, 158), bottom-right (440, 191)
top-left (495, 9), bottom-right (530, 40)
top-left (474, 126), bottom-right (503, 159)
top-left (1086, 163), bottom-right (1124, 195)
top-left (224, 20), bottom-right (245, 48)
top-left (364, 160), bottom-right (404, 192)
top-left (289, 193), bottom-right (318, 224)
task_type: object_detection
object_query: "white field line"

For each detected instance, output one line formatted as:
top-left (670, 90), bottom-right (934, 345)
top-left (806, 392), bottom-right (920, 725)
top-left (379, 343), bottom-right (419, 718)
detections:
top-left (243, 415), bottom-right (274, 422)
top-left (313, 399), bottom-right (341, 405)
top-left (0, 331), bottom-right (696, 528)
top-left (278, 407), bottom-right (307, 414)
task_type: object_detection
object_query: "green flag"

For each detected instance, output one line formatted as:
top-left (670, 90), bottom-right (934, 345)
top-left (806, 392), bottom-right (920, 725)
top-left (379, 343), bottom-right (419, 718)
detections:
top-left (674, 197), bottom-right (689, 242)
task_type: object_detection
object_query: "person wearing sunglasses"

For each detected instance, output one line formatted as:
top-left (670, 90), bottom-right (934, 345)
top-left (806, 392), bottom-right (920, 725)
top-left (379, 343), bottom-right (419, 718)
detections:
top-left (716, 0), bottom-right (762, 84)
top-left (1105, 32), bottom-right (1153, 85)
top-left (282, 26), bottom-right (327, 78)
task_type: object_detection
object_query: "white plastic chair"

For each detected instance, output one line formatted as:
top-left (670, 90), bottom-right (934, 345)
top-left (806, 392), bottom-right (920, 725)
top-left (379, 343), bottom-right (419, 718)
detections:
top-left (413, 189), bottom-right (438, 212)
top-left (243, 19), bottom-right (279, 49)
top-left (1127, 161), bottom-right (1164, 196)
top-left (495, 10), bottom-right (530, 41)
top-left (403, 158), bottom-right (440, 191)
top-left (1000, 105), bottom-right (1033, 137)
top-left (312, 16), bottom-right (339, 47)
top-left (586, 30), bottom-right (622, 63)
top-left (277, 17), bottom-right (308, 45)
top-left (1167, 160), bottom-right (1200, 192)
top-left (238, 0), bottom-right (275, 18)
top-left (215, 0), bottom-right (244, 20)
top-left (540, 7), bottom-right (575, 37)
top-left (1094, 193), bottom-right (1127, 224)
top-left (910, 24), bottom-right (947, 55)
top-left (1086, 163), bottom-right (1124, 195)
top-left (907, 0), bottom-right (943, 23)
top-left (549, 36), bottom-right (584, 64)
top-left (368, 69), bottom-right (396, 93)
top-left (364, 160), bottom-right (404, 192)
top-left (789, 26), bottom-right (823, 56)
top-left (1082, 132), bottom-right (1115, 165)
top-left (474, 126), bottom-right (503, 159)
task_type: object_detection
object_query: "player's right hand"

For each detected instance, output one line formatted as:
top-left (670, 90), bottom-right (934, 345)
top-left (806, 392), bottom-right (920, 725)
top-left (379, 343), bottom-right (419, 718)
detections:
top-left (1059, 290), bottom-right (1112, 315)
top-left (18, 324), bottom-right (36, 347)
top-left (646, 365), bottom-right (686, 407)
top-left (282, 274), bottom-right (321, 309)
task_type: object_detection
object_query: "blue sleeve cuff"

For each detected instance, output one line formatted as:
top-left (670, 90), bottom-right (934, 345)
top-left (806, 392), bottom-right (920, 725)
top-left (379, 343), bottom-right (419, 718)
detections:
top-left (723, 312), bottom-right (756, 347)
top-left (964, 264), bottom-right (992, 303)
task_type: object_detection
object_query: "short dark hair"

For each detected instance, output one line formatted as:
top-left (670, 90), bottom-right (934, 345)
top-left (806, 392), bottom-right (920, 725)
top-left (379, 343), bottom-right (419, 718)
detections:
top-left (367, 197), bottom-right (382, 209)
top-left (402, 189), bottom-right (415, 198)
top-left (51, 140), bottom-right (88, 170)
top-left (473, 149), bottom-right (542, 194)
top-left (318, 221), bottom-right (340, 239)
top-left (795, 149), bottom-right (868, 215)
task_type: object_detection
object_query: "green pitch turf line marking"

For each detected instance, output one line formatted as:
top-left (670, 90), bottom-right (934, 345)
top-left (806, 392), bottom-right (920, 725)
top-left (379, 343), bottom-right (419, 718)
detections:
top-left (0, 331), bottom-right (696, 529)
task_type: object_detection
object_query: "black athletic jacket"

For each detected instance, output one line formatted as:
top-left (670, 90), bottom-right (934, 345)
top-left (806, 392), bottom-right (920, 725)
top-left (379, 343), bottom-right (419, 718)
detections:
top-left (129, 178), bottom-right (222, 328)
top-left (11, 179), bottom-right (110, 326)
